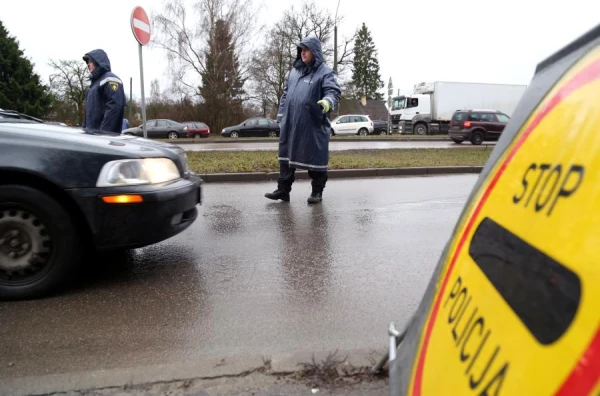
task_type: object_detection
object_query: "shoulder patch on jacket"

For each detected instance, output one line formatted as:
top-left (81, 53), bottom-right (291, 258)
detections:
top-left (109, 82), bottom-right (119, 91)
top-left (99, 76), bottom-right (123, 87)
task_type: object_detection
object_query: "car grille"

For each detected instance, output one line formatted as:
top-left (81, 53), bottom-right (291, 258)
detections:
top-left (391, 115), bottom-right (401, 122)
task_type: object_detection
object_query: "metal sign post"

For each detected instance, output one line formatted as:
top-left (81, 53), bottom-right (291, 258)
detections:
top-left (130, 6), bottom-right (151, 139)
top-left (138, 45), bottom-right (148, 139)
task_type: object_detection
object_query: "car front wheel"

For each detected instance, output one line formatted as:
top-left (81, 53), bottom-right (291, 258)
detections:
top-left (167, 132), bottom-right (179, 139)
top-left (230, 131), bottom-right (239, 138)
top-left (0, 185), bottom-right (82, 300)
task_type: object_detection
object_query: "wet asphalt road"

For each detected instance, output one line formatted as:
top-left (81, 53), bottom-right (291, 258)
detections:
top-left (181, 140), bottom-right (494, 151)
top-left (0, 174), bottom-right (478, 387)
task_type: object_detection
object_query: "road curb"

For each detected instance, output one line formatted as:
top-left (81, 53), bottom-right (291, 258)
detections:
top-left (0, 348), bottom-right (383, 395)
top-left (199, 166), bottom-right (483, 183)
top-left (173, 137), bottom-right (452, 144)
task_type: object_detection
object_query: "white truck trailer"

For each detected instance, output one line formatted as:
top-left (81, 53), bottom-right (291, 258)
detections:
top-left (389, 81), bottom-right (527, 135)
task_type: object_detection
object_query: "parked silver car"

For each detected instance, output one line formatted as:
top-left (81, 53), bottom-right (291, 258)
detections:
top-left (330, 114), bottom-right (374, 136)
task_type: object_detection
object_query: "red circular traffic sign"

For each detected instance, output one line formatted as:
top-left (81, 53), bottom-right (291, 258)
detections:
top-left (131, 6), bottom-right (151, 46)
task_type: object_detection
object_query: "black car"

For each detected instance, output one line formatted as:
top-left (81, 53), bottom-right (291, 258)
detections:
top-left (0, 120), bottom-right (202, 300)
top-left (221, 117), bottom-right (280, 138)
top-left (0, 108), bottom-right (45, 123)
top-left (372, 120), bottom-right (389, 135)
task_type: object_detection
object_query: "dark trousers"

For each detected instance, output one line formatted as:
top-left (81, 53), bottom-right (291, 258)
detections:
top-left (277, 162), bottom-right (328, 194)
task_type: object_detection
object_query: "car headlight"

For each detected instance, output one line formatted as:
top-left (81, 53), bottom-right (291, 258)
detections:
top-left (96, 158), bottom-right (180, 187)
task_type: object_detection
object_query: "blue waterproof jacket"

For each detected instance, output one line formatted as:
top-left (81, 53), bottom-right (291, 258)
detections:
top-left (82, 49), bottom-right (126, 133)
top-left (277, 37), bottom-right (341, 170)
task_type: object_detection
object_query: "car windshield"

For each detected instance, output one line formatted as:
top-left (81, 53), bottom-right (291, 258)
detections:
top-left (497, 113), bottom-right (510, 122)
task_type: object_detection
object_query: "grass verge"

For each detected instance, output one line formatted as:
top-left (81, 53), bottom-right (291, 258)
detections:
top-left (186, 148), bottom-right (493, 174)
top-left (161, 134), bottom-right (450, 143)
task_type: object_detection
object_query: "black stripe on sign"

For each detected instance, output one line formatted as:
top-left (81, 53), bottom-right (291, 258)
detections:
top-left (468, 217), bottom-right (581, 345)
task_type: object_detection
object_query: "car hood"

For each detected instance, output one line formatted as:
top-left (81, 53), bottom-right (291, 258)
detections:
top-left (222, 124), bottom-right (242, 132)
top-left (122, 126), bottom-right (142, 133)
top-left (0, 123), bottom-right (185, 158)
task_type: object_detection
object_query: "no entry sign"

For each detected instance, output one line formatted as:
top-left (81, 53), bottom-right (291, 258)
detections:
top-left (131, 6), bottom-right (151, 46)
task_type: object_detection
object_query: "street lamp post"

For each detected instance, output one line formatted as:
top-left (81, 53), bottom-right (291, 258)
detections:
top-left (334, 0), bottom-right (340, 74)
top-left (333, 0), bottom-right (341, 118)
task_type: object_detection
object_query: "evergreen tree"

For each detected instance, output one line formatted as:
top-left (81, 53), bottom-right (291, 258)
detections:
top-left (0, 20), bottom-right (52, 117)
top-left (200, 19), bottom-right (245, 132)
top-left (351, 23), bottom-right (383, 100)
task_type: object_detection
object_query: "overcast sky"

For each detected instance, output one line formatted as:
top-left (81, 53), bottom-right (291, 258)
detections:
top-left (2, 0), bottom-right (600, 101)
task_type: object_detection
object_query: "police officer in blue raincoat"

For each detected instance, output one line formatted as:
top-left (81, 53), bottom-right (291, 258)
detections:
top-left (265, 36), bottom-right (341, 204)
top-left (82, 49), bottom-right (126, 133)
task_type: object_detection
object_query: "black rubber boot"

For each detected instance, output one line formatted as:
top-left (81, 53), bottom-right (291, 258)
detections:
top-left (265, 190), bottom-right (290, 202)
top-left (307, 192), bottom-right (322, 204)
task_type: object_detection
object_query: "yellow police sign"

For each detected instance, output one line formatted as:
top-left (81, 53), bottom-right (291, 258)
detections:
top-left (408, 46), bottom-right (600, 395)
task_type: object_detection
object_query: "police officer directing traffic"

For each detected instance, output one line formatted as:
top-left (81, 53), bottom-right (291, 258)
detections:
top-left (265, 36), bottom-right (341, 204)
top-left (82, 49), bottom-right (126, 133)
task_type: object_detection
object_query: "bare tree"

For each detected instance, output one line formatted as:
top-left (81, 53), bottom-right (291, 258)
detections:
top-left (274, 1), bottom-right (354, 73)
top-left (247, 27), bottom-right (288, 117)
top-left (150, 79), bottom-right (162, 102)
top-left (152, 0), bottom-right (262, 99)
top-left (248, 0), bottom-right (355, 116)
top-left (48, 59), bottom-right (89, 125)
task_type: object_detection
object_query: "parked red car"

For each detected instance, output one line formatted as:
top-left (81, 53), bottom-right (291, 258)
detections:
top-left (182, 121), bottom-right (210, 138)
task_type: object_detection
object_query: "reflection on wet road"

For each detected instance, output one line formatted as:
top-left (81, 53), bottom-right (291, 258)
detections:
top-left (0, 174), bottom-right (478, 381)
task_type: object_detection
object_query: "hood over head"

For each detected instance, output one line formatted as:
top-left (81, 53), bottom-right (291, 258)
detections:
top-left (83, 49), bottom-right (112, 80)
top-left (295, 36), bottom-right (323, 70)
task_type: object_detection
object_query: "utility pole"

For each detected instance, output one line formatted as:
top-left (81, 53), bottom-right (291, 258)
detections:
top-left (333, 0), bottom-right (341, 118)
top-left (129, 77), bottom-right (133, 120)
top-left (387, 77), bottom-right (393, 109)
top-left (387, 77), bottom-right (393, 135)
top-left (333, 0), bottom-right (340, 74)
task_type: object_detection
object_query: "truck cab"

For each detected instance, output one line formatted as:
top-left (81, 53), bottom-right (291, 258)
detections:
top-left (389, 95), bottom-right (406, 133)
top-left (389, 93), bottom-right (432, 134)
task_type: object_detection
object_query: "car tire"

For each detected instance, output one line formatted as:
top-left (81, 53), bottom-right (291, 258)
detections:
top-left (358, 128), bottom-right (368, 136)
top-left (451, 138), bottom-right (464, 144)
top-left (268, 131), bottom-right (277, 138)
top-left (471, 131), bottom-right (484, 145)
top-left (0, 185), bottom-right (82, 300)
top-left (414, 123), bottom-right (428, 135)
top-left (192, 133), bottom-right (201, 139)
top-left (380, 131), bottom-right (387, 135)
top-left (230, 131), bottom-right (239, 138)
top-left (167, 131), bottom-right (179, 139)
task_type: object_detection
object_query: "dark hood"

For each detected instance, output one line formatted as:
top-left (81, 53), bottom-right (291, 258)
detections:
top-left (295, 36), bottom-right (324, 71)
top-left (83, 49), bottom-right (112, 81)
